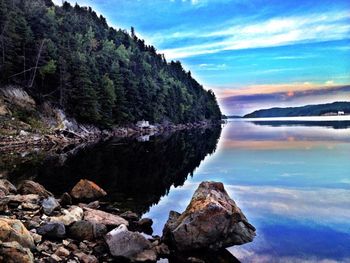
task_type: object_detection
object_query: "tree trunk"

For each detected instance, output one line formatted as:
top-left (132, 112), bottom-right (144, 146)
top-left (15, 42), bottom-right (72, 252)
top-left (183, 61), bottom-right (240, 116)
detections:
top-left (29, 39), bottom-right (45, 88)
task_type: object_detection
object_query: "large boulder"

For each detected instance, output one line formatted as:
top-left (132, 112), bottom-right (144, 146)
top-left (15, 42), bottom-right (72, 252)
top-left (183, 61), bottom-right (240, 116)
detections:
top-left (0, 241), bottom-right (34, 263)
top-left (70, 179), bottom-right (107, 201)
top-left (18, 180), bottom-right (52, 198)
top-left (0, 218), bottom-right (35, 249)
top-left (105, 224), bottom-right (156, 262)
top-left (162, 181), bottom-right (256, 251)
top-left (83, 207), bottom-right (128, 227)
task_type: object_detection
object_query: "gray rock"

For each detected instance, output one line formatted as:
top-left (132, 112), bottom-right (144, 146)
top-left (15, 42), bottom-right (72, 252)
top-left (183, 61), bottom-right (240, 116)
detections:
top-left (68, 220), bottom-right (107, 241)
top-left (42, 197), bottom-right (60, 215)
top-left (49, 206), bottom-right (83, 226)
top-left (162, 181), bottom-right (256, 251)
top-left (105, 224), bottom-right (154, 261)
top-left (37, 222), bottom-right (66, 239)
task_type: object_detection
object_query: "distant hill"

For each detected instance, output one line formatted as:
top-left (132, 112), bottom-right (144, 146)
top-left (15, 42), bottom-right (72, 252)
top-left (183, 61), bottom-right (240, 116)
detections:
top-left (244, 102), bottom-right (350, 118)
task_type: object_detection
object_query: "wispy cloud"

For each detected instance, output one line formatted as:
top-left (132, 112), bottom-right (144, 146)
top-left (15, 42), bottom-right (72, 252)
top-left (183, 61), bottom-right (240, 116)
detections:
top-left (216, 81), bottom-right (345, 98)
top-left (218, 83), bottom-right (350, 115)
top-left (159, 11), bottom-right (350, 59)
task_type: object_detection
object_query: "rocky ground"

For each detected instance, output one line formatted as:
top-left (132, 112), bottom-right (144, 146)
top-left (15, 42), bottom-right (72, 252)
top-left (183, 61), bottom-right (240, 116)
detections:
top-left (0, 179), bottom-right (255, 263)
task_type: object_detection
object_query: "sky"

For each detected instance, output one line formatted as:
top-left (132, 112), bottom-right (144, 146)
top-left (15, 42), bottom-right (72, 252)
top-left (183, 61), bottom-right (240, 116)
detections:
top-left (53, 0), bottom-right (350, 115)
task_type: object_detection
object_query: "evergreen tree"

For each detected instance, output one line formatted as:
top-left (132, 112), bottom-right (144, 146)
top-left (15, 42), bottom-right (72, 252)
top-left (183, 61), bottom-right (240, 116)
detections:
top-left (0, 0), bottom-right (222, 126)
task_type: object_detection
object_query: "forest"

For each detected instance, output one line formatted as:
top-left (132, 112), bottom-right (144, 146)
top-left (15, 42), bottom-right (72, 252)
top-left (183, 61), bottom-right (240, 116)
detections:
top-left (0, 0), bottom-right (221, 127)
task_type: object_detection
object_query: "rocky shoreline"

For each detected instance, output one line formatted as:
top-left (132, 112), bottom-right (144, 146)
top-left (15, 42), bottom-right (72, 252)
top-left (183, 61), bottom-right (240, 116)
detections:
top-left (0, 117), bottom-right (216, 153)
top-left (0, 179), bottom-right (255, 263)
top-left (0, 86), bottom-right (221, 153)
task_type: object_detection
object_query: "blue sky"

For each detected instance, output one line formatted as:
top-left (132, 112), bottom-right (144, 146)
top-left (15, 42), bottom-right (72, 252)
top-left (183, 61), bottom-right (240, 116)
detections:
top-left (53, 0), bottom-right (350, 115)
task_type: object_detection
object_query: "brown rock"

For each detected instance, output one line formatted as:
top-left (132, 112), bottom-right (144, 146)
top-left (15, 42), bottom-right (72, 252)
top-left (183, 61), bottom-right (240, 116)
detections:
top-left (55, 246), bottom-right (70, 258)
top-left (73, 252), bottom-right (98, 263)
top-left (0, 196), bottom-right (9, 211)
top-left (18, 180), bottom-right (52, 198)
top-left (83, 207), bottom-right (128, 227)
top-left (0, 179), bottom-right (17, 194)
top-left (120, 210), bottom-right (139, 221)
top-left (70, 179), bottom-right (107, 201)
top-left (0, 241), bottom-right (34, 263)
top-left (154, 243), bottom-right (170, 257)
top-left (68, 220), bottom-right (107, 241)
top-left (0, 218), bottom-right (35, 249)
top-left (162, 181), bottom-right (256, 251)
top-left (8, 194), bottom-right (40, 205)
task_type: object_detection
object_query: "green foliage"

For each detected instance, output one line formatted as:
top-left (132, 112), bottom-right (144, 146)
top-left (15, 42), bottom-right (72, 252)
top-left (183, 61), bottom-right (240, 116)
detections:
top-left (0, 0), bottom-right (222, 126)
top-left (39, 59), bottom-right (56, 77)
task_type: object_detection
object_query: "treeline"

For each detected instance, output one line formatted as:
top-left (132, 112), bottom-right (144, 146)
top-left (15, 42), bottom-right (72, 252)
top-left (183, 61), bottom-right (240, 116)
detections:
top-left (0, 0), bottom-right (221, 127)
top-left (244, 101), bottom-right (350, 118)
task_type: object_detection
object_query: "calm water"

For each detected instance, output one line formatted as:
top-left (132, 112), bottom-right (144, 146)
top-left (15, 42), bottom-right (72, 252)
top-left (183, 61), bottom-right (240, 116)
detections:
top-left (5, 118), bottom-right (350, 262)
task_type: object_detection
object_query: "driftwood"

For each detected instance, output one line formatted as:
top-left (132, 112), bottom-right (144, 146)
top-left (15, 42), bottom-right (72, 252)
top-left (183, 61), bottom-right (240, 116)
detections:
top-left (58, 129), bottom-right (85, 139)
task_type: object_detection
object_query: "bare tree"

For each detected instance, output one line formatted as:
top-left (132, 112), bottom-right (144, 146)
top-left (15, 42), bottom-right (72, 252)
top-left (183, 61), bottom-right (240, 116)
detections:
top-left (28, 39), bottom-right (46, 88)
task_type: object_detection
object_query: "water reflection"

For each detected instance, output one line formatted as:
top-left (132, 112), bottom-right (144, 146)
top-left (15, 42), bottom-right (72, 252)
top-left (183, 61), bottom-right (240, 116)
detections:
top-left (8, 127), bottom-right (221, 214)
top-left (251, 120), bottom-right (350, 129)
top-left (145, 119), bottom-right (350, 262)
top-left (4, 118), bottom-right (350, 262)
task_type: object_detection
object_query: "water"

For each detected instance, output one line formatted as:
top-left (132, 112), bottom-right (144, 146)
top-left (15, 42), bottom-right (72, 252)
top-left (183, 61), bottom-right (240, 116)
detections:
top-left (145, 118), bottom-right (350, 262)
top-left (4, 118), bottom-right (350, 262)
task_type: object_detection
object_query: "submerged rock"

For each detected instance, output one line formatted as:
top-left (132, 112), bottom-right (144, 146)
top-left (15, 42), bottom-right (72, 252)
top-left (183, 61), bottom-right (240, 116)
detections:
top-left (120, 211), bottom-right (139, 221)
top-left (0, 218), bottom-right (35, 249)
top-left (105, 224), bottom-right (156, 261)
top-left (42, 197), bottom-right (60, 215)
top-left (0, 241), bottom-right (34, 263)
top-left (70, 179), bottom-right (107, 201)
top-left (135, 218), bottom-right (153, 235)
top-left (83, 207), bottom-right (129, 227)
top-left (18, 180), bottom-right (53, 198)
top-left (162, 181), bottom-right (256, 251)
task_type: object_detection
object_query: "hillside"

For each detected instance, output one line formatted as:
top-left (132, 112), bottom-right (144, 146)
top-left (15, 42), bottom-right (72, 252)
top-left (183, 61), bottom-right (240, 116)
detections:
top-left (244, 101), bottom-right (350, 118)
top-left (0, 0), bottom-right (221, 127)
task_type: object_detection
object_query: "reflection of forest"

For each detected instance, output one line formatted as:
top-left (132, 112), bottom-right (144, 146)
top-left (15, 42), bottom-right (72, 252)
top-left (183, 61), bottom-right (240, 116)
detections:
top-left (9, 127), bottom-right (221, 214)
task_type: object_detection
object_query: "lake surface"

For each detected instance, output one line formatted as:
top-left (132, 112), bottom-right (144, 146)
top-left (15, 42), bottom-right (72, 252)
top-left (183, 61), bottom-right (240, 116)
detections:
top-left (4, 118), bottom-right (350, 262)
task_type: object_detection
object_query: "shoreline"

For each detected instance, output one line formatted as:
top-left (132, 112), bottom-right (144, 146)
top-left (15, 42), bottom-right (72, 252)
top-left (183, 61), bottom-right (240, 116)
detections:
top-left (0, 120), bottom-right (220, 153)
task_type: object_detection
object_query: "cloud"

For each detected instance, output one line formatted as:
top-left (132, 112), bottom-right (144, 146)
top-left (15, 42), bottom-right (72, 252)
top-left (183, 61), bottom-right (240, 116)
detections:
top-left (225, 185), bottom-right (350, 223)
top-left (159, 11), bottom-right (350, 59)
top-left (216, 82), bottom-right (347, 98)
top-left (218, 84), bottom-right (350, 115)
